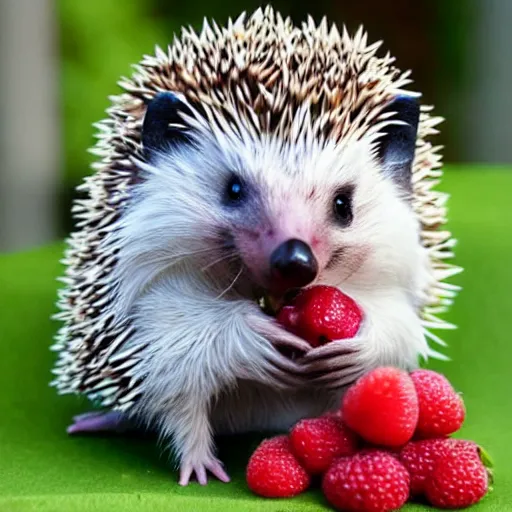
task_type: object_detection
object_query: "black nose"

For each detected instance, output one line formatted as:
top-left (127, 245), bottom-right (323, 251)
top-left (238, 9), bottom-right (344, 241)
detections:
top-left (270, 239), bottom-right (318, 289)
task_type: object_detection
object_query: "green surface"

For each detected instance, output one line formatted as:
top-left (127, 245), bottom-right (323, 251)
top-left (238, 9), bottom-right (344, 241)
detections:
top-left (1, 166), bottom-right (511, 511)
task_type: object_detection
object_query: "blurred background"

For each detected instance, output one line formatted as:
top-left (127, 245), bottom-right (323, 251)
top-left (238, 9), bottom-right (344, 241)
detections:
top-left (0, 0), bottom-right (509, 252)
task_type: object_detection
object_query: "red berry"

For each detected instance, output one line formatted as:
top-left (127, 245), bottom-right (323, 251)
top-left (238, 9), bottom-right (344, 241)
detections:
top-left (322, 451), bottom-right (410, 512)
top-left (399, 438), bottom-right (477, 496)
top-left (277, 285), bottom-right (362, 347)
top-left (289, 417), bottom-right (359, 475)
top-left (246, 435), bottom-right (310, 498)
top-left (275, 305), bottom-right (297, 330)
top-left (411, 369), bottom-right (466, 438)
top-left (425, 445), bottom-right (490, 508)
top-left (342, 367), bottom-right (419, 447)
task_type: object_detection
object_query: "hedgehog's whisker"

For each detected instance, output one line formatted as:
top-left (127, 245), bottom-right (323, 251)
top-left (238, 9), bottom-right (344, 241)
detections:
top-left (216, 263), bottom-right (245, 300)
top-left (333, 254), bottom-right (366, 288)
top-left (200, 251), bottom-right (238, 272)
top-left (140, 248), bottom-right (224, 281)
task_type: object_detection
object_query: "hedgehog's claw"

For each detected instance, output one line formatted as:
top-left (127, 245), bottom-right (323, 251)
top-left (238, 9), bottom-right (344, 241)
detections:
top-left (296, 339), bottom-right (367, 389)
top-left (310, 365), bottom-right (366, 389)
top-left (67, 410), bottom-right (128, 434)
top-left (179, 458), bottom-right (230, 486)
top-left (300, 339), bottom-right (361, 363)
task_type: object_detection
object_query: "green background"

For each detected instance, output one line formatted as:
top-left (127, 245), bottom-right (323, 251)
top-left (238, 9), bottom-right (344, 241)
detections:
top-left (1, 167), bottom-right (510, 510)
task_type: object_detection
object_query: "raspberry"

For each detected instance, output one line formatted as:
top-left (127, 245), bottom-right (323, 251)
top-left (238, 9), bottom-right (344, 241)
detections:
top-left (289, 416), bottom-right (359, 475)
top-left (246, 435), bottom-right (310, 498)
top-left (410, 369), bottom-right (465, 438)
top-left (277, 285), bottom-right (362, 347)
top-left (322, 451), bottom-right (410, 512)
top-left (342, 367), bottom-right (419, 447)
top-left (399, 438), bottom-right (477, 496)
top-left (425, 444), bottom-right (490, 508)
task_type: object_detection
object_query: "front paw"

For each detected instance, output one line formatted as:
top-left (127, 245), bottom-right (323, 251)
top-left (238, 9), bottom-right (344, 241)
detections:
top-left (247, 312), bottom-right (311, 355)
top-left (179, 453), bottom-right (230, 486)
top-left (244, 312), bottom-right (312, 387)
top-left (298, 338), bottom-right (367, 389)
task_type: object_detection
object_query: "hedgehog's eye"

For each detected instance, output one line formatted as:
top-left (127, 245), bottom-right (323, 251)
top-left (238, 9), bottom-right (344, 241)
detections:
top-left (225, 175), bottom-right (245, 205)
top-left (333, 192), bottom-right (353, 227)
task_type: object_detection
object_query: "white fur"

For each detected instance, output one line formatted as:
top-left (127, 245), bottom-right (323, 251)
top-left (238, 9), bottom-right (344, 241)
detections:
top-left (106, 117), bottom-right (432, 474)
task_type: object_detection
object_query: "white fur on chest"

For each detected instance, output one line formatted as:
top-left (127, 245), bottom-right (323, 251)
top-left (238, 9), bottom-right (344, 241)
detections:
top-left (210, 382), bottom-right (343, 435)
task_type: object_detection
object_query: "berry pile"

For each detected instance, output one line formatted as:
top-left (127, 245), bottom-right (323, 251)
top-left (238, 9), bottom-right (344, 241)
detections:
top-left (246, 367), bottom-right (493, 511)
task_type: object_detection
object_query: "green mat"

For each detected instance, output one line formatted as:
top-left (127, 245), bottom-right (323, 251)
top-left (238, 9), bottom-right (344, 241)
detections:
top-left (1, 166), bottom-right (511, 511)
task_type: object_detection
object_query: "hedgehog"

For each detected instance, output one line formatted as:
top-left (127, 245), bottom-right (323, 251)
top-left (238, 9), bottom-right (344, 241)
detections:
top-left (50, 6), bottom-right (462, 486)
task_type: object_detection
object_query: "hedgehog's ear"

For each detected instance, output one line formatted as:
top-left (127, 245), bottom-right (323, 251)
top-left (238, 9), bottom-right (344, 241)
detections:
top-left (376, 95), bottom-right (420, 190)
top-left (141, 91), bottom-right (193, 158)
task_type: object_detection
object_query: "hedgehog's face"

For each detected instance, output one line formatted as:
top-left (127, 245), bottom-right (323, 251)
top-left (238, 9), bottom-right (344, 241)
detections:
top-left (140, 92), bottom-right (421, 305)
top-left (214, 140), bottom-right (369, 299)
top-left (214, 135), bottom-right (421, 305)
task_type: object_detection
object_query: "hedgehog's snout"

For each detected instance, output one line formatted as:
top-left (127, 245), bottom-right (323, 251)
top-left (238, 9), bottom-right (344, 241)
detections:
top-left (269, 239), bottom-right (318, 292)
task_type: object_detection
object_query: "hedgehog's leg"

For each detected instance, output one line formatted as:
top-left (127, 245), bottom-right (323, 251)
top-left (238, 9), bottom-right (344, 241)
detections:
top-left (171, 319), bottom-right (309, 486)
top-left (133, 279), bottom-right (310, 486)
top-left (162, 395), bottom-right (231, 486)
top-left (178, 422), bottom-right (231, 487)
top-left (66, 410), bottom-right (131, 434)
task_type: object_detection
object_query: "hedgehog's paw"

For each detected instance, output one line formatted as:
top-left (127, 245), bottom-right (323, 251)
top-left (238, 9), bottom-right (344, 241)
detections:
top-left (179, 455), bottom-right (230, 486)
top-left (66, 410), bottom-right (129, 434)
top-left (298, 338), bottom-right (366, 389)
